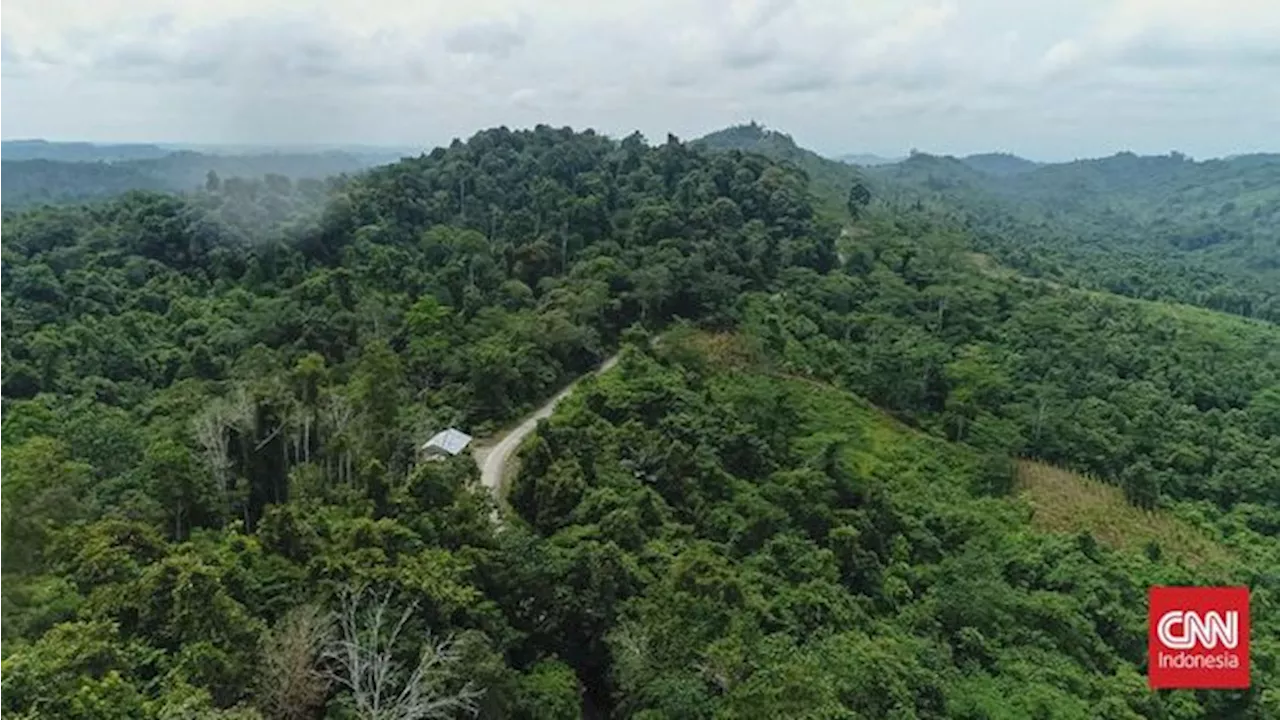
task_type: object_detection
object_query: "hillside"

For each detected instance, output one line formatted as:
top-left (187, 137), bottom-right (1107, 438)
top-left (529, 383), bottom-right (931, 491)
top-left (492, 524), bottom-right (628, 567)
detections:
top-left (692, 124), bottom-right (1280, 323)
top-left (744, 215), bottom-right (1280, 512)
top-left (1, 148), bottom-right (404, 209)
top-left (507, 331), bottom-right (1277, 717)
top-left (3, 126), bottom-right (1278, 718)
top-left (867, 151), bottom-right (1280, 321)
top-left (836, 152), bottom-right (904, 166)
top-left (2, 139), bottom-right (175, 162)
top-left (959, 152), bottom-right (1040, 176)
top-left (692, 122), bottom-right (862, 223)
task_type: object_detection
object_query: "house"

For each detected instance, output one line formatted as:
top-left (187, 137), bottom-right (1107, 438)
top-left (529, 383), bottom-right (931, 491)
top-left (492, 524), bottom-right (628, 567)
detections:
top-left (421, 428), bottom-right (472, 460)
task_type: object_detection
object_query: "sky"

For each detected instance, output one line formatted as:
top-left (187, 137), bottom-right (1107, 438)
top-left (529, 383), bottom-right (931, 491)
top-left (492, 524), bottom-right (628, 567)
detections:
top-left (2, 0), bottom-right (1278, 161)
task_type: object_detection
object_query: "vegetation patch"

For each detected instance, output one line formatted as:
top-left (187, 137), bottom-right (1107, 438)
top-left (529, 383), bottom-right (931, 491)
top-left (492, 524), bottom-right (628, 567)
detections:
top-left (1016, 459), bottom-right (1230, 568)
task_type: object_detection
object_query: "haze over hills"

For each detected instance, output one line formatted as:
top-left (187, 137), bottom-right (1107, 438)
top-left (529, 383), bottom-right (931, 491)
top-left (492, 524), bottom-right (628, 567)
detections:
top-left (1, 142), bottom-right (410, 209)
top-left (834, 152), bottom-right (905, 166)
top-left (955, 152), bottom-right (1041, 176)
top-left (2, 139), bottom-right (176, 162)
top-left (2, 139), bottom-right (418, 162)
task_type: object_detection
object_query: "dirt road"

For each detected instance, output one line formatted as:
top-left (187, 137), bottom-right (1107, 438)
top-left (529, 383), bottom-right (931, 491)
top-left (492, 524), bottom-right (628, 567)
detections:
top-left (475, 353), bottom-right (620, 496)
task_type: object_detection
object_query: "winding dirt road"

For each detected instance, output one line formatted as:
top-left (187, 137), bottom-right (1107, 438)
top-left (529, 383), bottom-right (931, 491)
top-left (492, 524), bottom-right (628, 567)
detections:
top-left (474, 353), bottom-right (621, 497)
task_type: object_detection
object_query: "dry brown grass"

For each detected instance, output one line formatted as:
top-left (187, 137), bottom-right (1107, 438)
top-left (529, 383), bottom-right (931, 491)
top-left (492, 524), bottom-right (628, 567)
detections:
top-left (680, 331), bottom-right (768, 370)
top-left (1016, 460), bottom-right (1229, 567)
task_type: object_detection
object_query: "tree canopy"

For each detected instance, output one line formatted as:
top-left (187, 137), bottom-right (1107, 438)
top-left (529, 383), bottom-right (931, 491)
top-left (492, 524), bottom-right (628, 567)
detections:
top-left (2, 125), bottom-right (1277, 718)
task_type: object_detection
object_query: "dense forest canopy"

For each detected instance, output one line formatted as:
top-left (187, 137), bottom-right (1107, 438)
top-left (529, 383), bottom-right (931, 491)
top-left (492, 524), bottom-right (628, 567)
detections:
top-left (699, 123), bottom-right (1280, 323)
top-left (866, 151), bottom-right (1280, 321)
top-left (2, 125), bottom-right (1278, 718)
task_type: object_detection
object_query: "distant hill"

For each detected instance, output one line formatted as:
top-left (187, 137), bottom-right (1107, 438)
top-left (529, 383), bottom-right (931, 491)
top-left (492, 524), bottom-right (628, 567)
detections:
top-left (1, 148), bottom-right (406, 209)
top-left (693, 123), bottom-right (863, 222)
top-left (835, 152), bottom-right (904, 166)
top-left (3, 139), bottom-right (175, 162)
top-left (692, 123), bottom-right (1279, 321)
top-left (694, 122), bottom-right (816, 163)
top-left (865, 149), bottom-right (1280, 320)
top-left (959, 152), bottom-right (1040, 176)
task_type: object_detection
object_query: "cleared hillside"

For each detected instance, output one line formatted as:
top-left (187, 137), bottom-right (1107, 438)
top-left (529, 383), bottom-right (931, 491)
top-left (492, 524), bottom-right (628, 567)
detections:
top-left (1016, 460), bottom-right (1229, 568)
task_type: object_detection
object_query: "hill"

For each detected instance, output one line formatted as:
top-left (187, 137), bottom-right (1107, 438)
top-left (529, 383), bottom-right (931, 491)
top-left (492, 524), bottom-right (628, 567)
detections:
top-left (866, 150), bottom-right (1280, 321)
top-left (2, 139), bottom-right (174, 162)
top-left (692, 123), bottom-right (1279, 321)
top-left (2, 125), bottom-right (1277, 718)
top-left (692, 122), bottom-right (862, 223)
top-left (1, 148), bottom-right (404, 209)
top-left (835, 152), bottom-right (904, 166)
top-left (959, 152), bottom-right (1040, 176)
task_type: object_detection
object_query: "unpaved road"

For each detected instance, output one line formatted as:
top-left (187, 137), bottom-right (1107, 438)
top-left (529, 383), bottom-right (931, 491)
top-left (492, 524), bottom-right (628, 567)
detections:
top-left (475, 353), bottom-right (621, 496)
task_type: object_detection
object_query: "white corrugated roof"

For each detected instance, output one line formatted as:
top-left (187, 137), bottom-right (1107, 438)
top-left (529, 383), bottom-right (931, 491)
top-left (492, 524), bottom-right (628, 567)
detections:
top-left (422, 428), bottom-right (472, 455)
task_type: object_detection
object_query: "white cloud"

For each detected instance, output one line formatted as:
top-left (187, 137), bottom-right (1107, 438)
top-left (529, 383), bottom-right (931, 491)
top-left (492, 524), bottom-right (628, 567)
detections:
top-left (1, 0), bottom-right (1276, 159)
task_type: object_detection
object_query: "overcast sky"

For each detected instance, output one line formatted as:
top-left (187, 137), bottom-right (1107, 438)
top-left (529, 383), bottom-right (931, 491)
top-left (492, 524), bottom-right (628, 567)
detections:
top-left (3, 0), bottom-right (1278, 161)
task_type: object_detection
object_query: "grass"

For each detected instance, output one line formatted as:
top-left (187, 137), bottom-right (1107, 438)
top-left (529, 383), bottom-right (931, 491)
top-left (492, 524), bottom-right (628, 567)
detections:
top-left (1016, 460), bottom-right (1230, 568)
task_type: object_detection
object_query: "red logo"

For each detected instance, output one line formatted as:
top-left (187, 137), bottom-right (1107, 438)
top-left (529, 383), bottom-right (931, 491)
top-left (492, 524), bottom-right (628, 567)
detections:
top-left (1148, 586), bottom-right (1250, 689)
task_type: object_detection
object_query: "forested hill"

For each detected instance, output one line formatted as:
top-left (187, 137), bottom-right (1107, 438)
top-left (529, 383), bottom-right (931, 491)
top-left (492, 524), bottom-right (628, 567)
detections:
top-left (695, 123), bottom-right (1280, 322)
top-left (693, 122), bottom-right (860, 222)
top-left (1, 125), bottom-right (840, 717)
top-left (1, 148), bottom-right (403, 209)
top-left (3, 126), bottom-right (1279, 718)
top-left (871, 150), bottom-right (1280, 321)
top-left (957, 152), bottom-right (1040, 176)
top-left (2, 139), bottom-right (175, 162)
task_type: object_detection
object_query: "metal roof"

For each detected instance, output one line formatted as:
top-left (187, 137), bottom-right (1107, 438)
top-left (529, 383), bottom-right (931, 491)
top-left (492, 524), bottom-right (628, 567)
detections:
top-left (422, 428), bottom-right (472, 455)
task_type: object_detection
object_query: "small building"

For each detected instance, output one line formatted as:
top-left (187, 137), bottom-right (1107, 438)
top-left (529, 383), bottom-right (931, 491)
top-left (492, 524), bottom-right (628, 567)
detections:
top-left (421, 428), bottom-right (472, 461)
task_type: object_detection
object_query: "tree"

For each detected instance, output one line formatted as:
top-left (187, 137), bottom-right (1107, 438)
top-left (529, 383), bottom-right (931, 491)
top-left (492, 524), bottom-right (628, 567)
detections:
top-left (143, 437), bottom-right (217, 541)
top-left (289, 352), bottom-right (328, 465)
top-left (324, 588), bottom-right (482, 720)
top-left (846, 180), bottom-right (871, 220)
top-left (257, 604), bottom-right (332, 720)
top-left (1121, 461), bottom-right (1161, 509)
top-left (1, 436), bottom-right (91, 572)
top-left (352, 340), bottom-right (404, 466)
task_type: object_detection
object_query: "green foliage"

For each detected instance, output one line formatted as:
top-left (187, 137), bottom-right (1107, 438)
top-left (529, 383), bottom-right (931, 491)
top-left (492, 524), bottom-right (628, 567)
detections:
top-left (3, 124), bottom-right (1278, 717)
top-left (513, 659), bottom-right (580, 720)
top-left (846, 180), bottom-right (871, 220)
top-left (504, 341), bottom-right (1279, 717)
top-left (866, 151), bottom-right (1280, 321)
top-left (2, 127), bottom-right (840, 716)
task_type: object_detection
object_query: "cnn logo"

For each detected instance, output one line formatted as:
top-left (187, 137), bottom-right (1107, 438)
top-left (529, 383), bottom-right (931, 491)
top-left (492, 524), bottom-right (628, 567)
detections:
top-left (1155, 610), bottom-right (1238, 650)
top-left (1148, 586), bottom-right (1249, 689)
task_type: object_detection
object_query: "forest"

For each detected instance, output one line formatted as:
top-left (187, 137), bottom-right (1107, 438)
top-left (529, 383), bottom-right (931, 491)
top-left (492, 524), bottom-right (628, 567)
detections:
top-left (2, 125), bottom-right (1278, 718)
top-left (868, 151), bottom-right (1280, 322)
top-left (700, 123), bottom-right (1280, 323)
top-left (1, 146), bottom-right (402, 210)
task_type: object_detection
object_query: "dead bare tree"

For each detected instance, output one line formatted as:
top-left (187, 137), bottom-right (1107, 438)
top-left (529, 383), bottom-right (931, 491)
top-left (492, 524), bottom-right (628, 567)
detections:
top-left (192, 396), bottom-right (248, 526)
top-left (257, 604), bottom-right (333, 720)
top-left (193, 402), bottom-right (234, 494)
top-left (321, 391), bottom-right (356, 485)
top-left (324, 588), bottom-right (481, 720)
